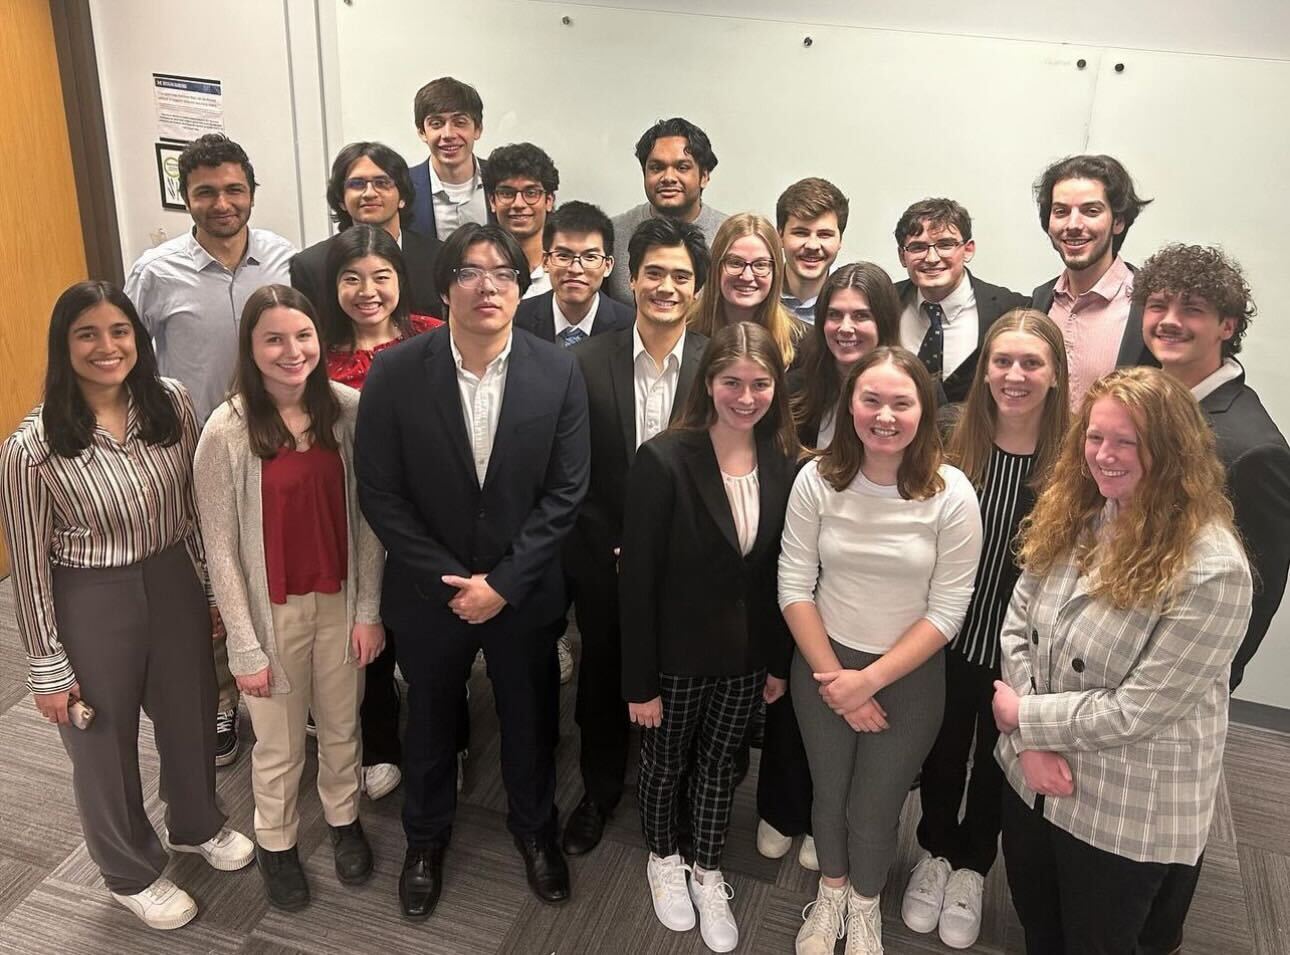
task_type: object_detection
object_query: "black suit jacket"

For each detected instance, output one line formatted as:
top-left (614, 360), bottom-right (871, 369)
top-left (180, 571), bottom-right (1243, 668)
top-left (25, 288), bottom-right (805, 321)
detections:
top-left (405, 156), bottom-right (497, 240)
top-left (289, 228), bottom-right (444, 319)
top-left (514, 291), bottom-right (634, 344)
top-left (1200, 371), bottom-right (1290, 690)
top-left (565, 327), bottom-right (707, 583)
top-left (618, 428), bottom-right (796, 701)
top-left (355, 325), bottom-right (590, 632)
top-left (1030, 261), bottom-right (1152, 370)
top-left (896, 270), bottom-right (1029, 403)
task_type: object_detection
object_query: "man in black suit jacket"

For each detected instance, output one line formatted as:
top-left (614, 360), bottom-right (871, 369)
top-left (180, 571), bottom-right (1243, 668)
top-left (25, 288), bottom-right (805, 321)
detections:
top-left (356, 224), bottom-right (589, 918)
top-left (290, 142), bottom-right (442, 317)
top-left (406, 76), bottom-right (494, 240)
top-left (558, 217), bottom-right (711, 857)
top-left (893, 198), bottom-right (1028, 403)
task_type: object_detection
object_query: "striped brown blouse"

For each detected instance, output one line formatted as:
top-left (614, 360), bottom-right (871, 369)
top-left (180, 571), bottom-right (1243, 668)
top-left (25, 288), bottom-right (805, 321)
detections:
top-left (0, 379), bottom-right (210, 693)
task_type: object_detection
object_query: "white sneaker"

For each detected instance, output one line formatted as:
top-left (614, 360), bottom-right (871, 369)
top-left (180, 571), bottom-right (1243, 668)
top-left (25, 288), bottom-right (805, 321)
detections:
top-left (795, 879), bottom-right (847, 955)
top-left (901, 850), bottom-right (951, 933)
top-left (166, 825), bottom-right (254, 871)
top-left (756, 818), bottom-right (792, 859)
top-left (362, 762), bottom-right (402, 800)
top-left (938, 868), bottom-right (984, 949)
top-left (646, 852), bottom-right (695, 932)
top-left (111, 877), bottom-right (198, 930)
top-left (798, 834), bottom-right (819, 871)
top-left (557, 636), bottom-right (574, 684)
top-left (689, 867), bottom-right (738, 953)
top-left (846, 888), bottom-right (884, 955)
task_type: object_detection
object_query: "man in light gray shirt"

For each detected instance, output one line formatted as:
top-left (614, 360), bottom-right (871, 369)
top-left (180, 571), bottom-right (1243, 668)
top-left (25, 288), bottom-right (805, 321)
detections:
top-left (605, 117), bottom-right (726, 303)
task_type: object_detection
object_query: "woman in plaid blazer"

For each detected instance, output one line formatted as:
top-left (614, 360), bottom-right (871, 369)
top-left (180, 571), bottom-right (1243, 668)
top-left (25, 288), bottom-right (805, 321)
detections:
top-left (992, 366), bottom-right (1252, 955)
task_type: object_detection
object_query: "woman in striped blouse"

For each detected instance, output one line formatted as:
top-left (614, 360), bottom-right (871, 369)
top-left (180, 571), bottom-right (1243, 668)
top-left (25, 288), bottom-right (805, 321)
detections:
top-left (0, 281), bottom-right (254, 931)
top-left (900, 309), bottom-right (1069, 949)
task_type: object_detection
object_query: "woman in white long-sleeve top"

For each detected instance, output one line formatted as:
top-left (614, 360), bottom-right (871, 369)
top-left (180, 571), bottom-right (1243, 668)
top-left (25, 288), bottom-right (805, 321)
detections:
top-left (991, 366), bottom-right (1252, 955)
top-left (780, 346), bottom-right (983, 955)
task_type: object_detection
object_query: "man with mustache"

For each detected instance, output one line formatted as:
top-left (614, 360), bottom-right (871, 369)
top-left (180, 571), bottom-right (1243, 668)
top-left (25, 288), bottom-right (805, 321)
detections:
top-left (484, 143), bottom-right (560, 301)
top-left (777, 178), bottom-right (849, 325)
top-left (1030, 154), bottom-right (1153, 406)
top-left (605, 117), bottom-right (726, 304)
top-left (894, 198), bottom-right (1029, 403)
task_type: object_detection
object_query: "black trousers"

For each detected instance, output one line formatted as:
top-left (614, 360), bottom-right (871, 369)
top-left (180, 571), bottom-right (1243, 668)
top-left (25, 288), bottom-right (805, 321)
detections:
top-left (916, 648), bottom-right (1003, 874)
top-left (1001, 786), bottom-right (1201, 955)
top-left (756, 684), bottom-right (812, 836)
top-left (570, 572), bottom-right (631, 809)
top-left (360, 628), bottom-right (468, 766)
top-left (397, 610), bottom-right (559, 847)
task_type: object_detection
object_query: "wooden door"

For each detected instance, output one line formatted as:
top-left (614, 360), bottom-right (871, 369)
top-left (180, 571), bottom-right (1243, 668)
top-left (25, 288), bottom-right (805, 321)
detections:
top-left (0, 0), bottom-right (89, 575)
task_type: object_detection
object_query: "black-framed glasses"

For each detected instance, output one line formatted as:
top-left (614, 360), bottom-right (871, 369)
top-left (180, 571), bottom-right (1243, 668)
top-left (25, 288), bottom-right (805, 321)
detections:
top-left (452, 266), bottom-right (521, 289)
top-left (546, 250), bottom-right (607, 269)
top-left (901, 239), bottom-right (965, 258)
top-left (492, 185), bottom-right (546, 204)
top-left (344, 175), bottom-right (396, 193)
top-left (721, 256), bottom-right (774, 277)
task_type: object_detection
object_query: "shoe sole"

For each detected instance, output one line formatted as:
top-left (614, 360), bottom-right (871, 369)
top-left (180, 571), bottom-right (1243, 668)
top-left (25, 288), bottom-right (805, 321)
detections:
top-left (214, 747), bottom-right (239, 768)
top-left (938, 922), bottom-right (980, 950)
top-left (364, 779), bottom-right (401, 801)
top-left (901, 905), bottom-right (940, 934)
top-left (166, 840), bottom-right (254, 871)
top-left (756, 840), bottom-right (792, 859)
top-left (114, 898), bottom-right (198, 931)
top-left (265, 894), bottom-right (311, 913)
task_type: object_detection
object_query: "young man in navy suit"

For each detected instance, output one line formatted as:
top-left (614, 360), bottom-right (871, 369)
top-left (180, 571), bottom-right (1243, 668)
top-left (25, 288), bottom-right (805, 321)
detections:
top-left (406, 76), bottom-right (493, 240)
top-left (356, 223), bottom-right (589, 919)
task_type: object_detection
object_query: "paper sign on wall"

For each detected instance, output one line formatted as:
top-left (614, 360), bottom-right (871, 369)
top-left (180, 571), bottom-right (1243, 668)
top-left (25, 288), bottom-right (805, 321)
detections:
top-left (153, 73), bottom-right (223, 140)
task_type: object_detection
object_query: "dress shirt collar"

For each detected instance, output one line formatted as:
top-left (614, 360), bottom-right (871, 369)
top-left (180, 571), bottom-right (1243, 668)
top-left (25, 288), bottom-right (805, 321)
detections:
top-left (1190, 357), bottom-right (1244, 402)
top-left (450, 330), bottom-right (513, 379)
top-left (632, 323), bottom-right (685, 373)
top-left (185, 227), bottom-right (260, 272)
top-left (553, 293), bottom-right (600, 337)
top-left (1055, 255), bottom-right (1131, 303)
top-left (915, 270), bottom-right (973, 324)
top-left (428, 157), bottom-right (483, 196)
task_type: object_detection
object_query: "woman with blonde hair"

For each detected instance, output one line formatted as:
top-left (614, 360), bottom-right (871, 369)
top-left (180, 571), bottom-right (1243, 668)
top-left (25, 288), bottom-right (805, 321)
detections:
top-left (901, 309), bottom-right (1068, 949)
top-left (992, 366), bottom-right (1251, 955)
top-left (688, 213), bottom-right (808, 366)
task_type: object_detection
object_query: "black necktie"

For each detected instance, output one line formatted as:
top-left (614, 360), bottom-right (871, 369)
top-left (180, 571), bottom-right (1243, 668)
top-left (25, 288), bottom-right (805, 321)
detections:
top-left (918, 302), bottom-right (944, 380)
top-left (558, 326), bottom-right (588, 348)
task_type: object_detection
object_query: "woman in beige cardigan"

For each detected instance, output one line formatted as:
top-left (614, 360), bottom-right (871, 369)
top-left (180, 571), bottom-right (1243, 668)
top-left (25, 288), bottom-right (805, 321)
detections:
top-left (194, 284), bottom-right (385, 912)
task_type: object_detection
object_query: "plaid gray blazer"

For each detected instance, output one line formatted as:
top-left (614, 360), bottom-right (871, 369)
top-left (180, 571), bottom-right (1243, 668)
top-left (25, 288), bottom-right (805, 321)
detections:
top-left (995, 522), bottom-right (1252, 865)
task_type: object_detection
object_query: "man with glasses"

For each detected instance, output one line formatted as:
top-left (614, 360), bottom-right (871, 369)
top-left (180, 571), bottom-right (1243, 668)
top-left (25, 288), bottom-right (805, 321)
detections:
top-left (483, 143), bottom-right (560, 300)
top-left (355, 223), bottom-right (589, 920)
top-left (406, 76), bottom-right (495, 240)
top-left (291, 141), bottom-right (442, 317)
top-left (894, 198), bottom-right (1028, 403)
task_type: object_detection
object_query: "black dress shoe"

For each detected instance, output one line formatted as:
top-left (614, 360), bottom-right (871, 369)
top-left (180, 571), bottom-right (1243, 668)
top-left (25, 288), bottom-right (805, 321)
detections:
top-left (561, 797), bottom-right (610, 856)
top-left (329, 820), bottom-right (374, 885)
top-left (399, 846), bottom-right (444, 921)
top-left (514, 833), bottom-right (570, 904)
top-left (257, 844), bottom-right (310, 911)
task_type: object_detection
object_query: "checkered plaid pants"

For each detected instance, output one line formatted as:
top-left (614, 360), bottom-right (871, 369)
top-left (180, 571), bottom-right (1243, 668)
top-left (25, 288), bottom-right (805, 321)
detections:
top-left (637, 670), bottom-right (765, 870)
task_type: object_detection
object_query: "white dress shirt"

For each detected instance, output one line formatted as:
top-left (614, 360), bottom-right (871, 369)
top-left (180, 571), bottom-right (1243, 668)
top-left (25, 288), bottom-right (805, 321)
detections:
top-left (429, 158), bottom-right (488, 236)
top-left (525, 265), bottom-right (552, 300)
top-left (632, 325), bottom-right (686, 448)
top-left (1190, 357), bottom-right (1244, 402)
top-left (450, 332), bottom-right (512, 485)
top-left (553, 293), bottom-right (600, 338)
top-left (899, 273), bottom-right (979, 379)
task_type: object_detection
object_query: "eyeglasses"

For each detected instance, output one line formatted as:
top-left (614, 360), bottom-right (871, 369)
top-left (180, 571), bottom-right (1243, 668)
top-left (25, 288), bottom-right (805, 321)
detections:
top-left (901, 239), bottom-right (965, 258)
top-left (546, 250), bottom-right (607, 269)
top-left (492, 185), bottom-right (547, 204)
top-left (452, 266), bottom-right (521, 289)
top-left (344, 175), bottom-right (396, 193)
top-left (721, 256), bottom-right (775, 277)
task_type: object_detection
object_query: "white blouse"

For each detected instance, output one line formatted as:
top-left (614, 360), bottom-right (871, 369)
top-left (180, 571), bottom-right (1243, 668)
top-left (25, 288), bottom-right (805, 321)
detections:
top-left (721, 467), bottom-right (760, 556)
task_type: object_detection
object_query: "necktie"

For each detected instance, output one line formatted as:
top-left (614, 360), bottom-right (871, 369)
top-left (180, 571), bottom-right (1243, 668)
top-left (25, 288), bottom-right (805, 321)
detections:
top-left (918, 302), bottom-right (944, 380)
top-left (558, 326), bottom-right (588, 348)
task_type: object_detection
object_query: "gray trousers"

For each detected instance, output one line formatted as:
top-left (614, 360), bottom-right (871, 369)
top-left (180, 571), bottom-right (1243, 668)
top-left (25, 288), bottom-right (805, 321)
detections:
top-left (792, 640), bottom-right (945, 896)
top-left (53, 544), bottom-right (225, 893)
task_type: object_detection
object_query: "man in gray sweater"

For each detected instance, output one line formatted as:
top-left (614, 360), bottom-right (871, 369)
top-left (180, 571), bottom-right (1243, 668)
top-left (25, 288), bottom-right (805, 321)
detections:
top-left (605, 117), bottom-right (727, 303)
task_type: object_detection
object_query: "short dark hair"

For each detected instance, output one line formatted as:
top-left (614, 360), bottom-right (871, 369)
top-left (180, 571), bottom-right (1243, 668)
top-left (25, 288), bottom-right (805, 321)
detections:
top-left (894, 198), bottom-right (972, 245)
top-left (413, 76), bottom-right (483, 130)
top-left (633, 118), bottom-right (718, 174)
top-left (177, 133), bottom-right (257, 202)
top-left (776, 177), bottom-right (849, 233)
top-left (325, 142), bottom-right (415, 230)
top-left (1133, 243), bottom-right (1255, 358)
top-left (433, 222), bottom-right (532, 305)
top-left (1035, 154), bottom-right (1152, 255)
top-left (626, 218), bottom-right (710, 291)
top-left (322, 224), bottom-right (415, 352)
top-left (542, 200), bottom-right (614, 252)
top-left (482, 143), bottom-right (559, 196)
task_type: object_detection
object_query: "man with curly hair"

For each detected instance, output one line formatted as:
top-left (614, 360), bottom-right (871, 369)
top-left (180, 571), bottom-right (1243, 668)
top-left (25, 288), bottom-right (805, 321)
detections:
top-left (484, 143), bottom-right (560, 300)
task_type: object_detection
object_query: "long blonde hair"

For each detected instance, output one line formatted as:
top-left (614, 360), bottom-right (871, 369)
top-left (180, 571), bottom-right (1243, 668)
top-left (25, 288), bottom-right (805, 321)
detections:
top-left (1017, 367), bottom-right (1235, 609)
top-left (687, 212), bottom-right (805, 366)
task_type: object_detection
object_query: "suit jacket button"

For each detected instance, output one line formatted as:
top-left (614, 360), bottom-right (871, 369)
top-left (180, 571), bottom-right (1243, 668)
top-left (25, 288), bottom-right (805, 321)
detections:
top-left (1072, 658), bottom-right (1085, 673)
top-left (477, 508), bottom-right (485, 518)
top-left (1031, 629), bottom-right (1039, 645)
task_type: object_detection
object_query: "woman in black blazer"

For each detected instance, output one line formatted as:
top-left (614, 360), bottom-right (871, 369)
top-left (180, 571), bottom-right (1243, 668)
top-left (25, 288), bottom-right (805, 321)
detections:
top-left (620, 322), bottom-right (800, 953)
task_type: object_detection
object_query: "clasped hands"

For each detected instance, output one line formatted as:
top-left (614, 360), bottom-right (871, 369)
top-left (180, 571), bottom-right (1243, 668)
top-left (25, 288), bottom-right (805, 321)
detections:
top-left (443, 573), bottom-right (506, 624)
top-left (992, 679), bottom-right (1075, 798)
top-left (814, 668), bottom-right (888, 733)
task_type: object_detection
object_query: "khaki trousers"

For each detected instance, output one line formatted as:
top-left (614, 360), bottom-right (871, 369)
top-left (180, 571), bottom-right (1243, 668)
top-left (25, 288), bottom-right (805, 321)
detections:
top-left (213, 635), bottom-right (240, 713)
top-left (243, 588), bottom-right (363, 850)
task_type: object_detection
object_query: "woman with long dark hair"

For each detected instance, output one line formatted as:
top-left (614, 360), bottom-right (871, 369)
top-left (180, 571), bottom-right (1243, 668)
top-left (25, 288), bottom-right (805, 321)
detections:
top-left (0, 281), bottom-right (254, 930)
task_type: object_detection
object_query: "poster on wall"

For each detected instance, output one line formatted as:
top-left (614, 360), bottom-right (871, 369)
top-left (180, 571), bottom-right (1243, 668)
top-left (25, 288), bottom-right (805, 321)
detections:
top-left (155, 142), bottom-right (187, 211)
top-left (153, 73), bottom-right (223, 140)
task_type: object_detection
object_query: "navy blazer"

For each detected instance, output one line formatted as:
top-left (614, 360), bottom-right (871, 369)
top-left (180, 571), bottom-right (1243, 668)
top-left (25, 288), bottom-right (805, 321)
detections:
top-left (1031, 262), bottom-right (1152, 369)
top-left (1200, 370), bottom-right (1290, 689)
top-left (514, 291), bottom-right (634, 344)
top-left (289, 228), bottom-right (443, 318)
top-left (405, 156), bottom-right (496, 240)
top-left (355, 325), bottom-right (590, 632)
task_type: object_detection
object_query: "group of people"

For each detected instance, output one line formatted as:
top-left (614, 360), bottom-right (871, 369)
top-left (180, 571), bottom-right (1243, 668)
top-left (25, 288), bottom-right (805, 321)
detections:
top-left (2, 73), bottom-right (1287, 955)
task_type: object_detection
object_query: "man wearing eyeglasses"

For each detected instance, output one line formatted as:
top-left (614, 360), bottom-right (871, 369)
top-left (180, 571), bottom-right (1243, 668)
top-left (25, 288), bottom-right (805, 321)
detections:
top-left (290, 142), bottom-right (442, 319)
top-left (483, 143), bottom-right (560, 301)
top-left (356, 222), bottom-right (589, 920)
top-left (894, 198), bottom-right (1029, 403)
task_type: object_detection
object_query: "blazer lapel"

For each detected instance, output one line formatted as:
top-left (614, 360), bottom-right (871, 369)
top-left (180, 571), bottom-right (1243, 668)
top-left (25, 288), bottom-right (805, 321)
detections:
top-left (482, 333), bottom-right (535, 489)
top-left (609, 333), bottom-right (637, 467)
top-left (747, 436), bottom-right (788, 559)
top-left (682, 433), bottom-right (740, 554)
top-left (672, 331), bottom-right (705, 424)
top-left (426, 333), bottom-right (475, 480)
